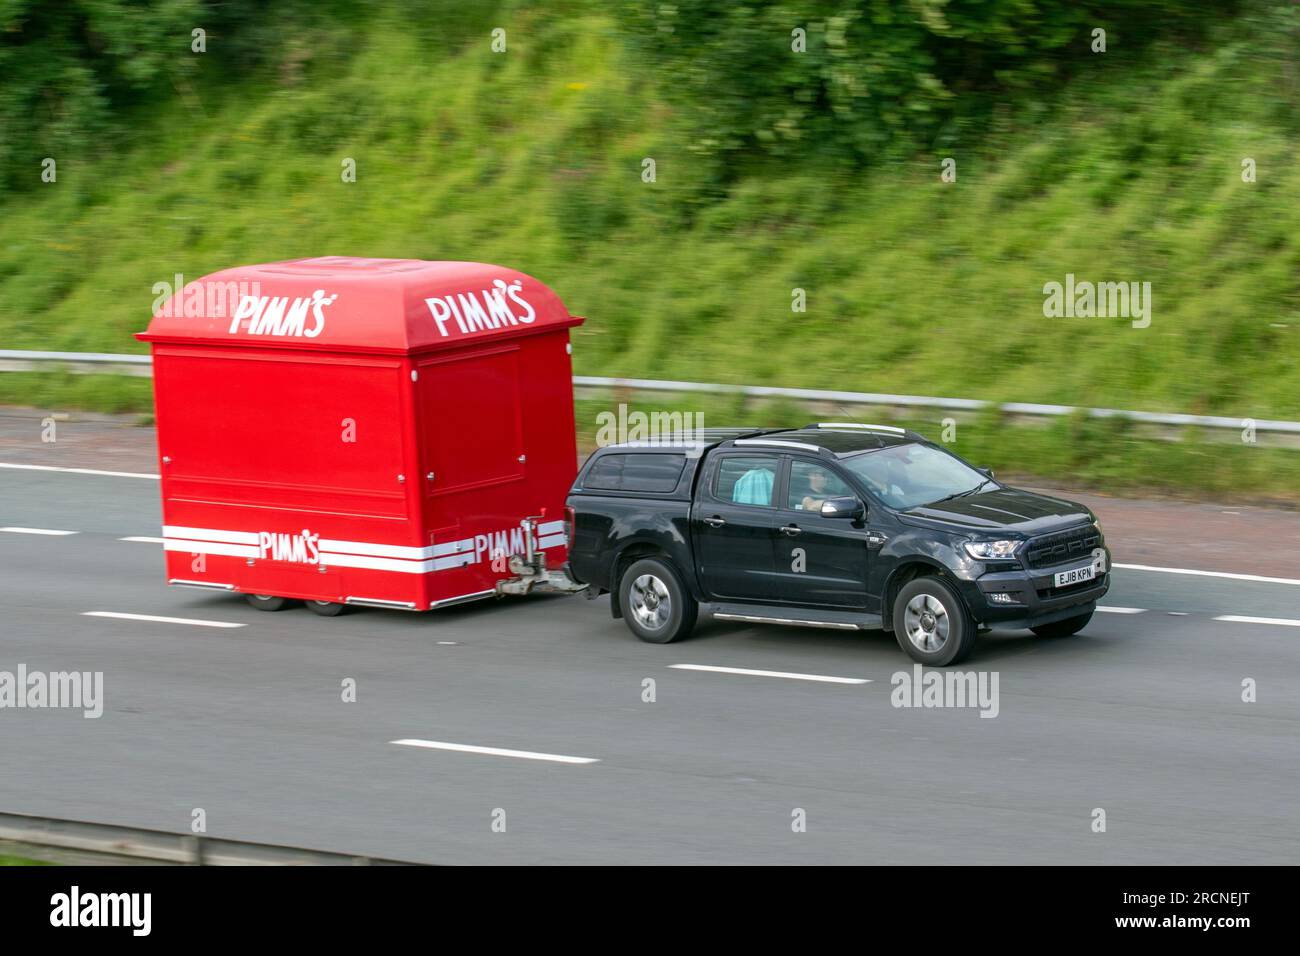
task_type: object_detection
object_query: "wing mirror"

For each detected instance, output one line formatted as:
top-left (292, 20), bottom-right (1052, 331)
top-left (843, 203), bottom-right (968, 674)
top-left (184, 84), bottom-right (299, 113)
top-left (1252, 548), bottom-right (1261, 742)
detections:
top-left (820, 496), bottom-right (864, 519)
top-left (979, 467), bottom-right (995, 479)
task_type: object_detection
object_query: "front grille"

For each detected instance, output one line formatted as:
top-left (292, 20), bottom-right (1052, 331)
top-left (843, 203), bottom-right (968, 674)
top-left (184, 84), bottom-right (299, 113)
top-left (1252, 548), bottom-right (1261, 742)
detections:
top-left (1025, 525), bottom-right (1101, 569)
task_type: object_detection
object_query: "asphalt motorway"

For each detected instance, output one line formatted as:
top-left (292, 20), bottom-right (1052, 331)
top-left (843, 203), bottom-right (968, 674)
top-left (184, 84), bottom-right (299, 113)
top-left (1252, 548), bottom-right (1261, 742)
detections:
top-left (1, 468), bottom-right (1297, 864)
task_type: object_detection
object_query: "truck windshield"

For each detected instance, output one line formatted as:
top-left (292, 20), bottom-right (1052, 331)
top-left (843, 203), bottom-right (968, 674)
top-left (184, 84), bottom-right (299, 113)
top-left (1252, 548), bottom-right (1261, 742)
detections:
top-left (841, 443), bottom-right (990, 510)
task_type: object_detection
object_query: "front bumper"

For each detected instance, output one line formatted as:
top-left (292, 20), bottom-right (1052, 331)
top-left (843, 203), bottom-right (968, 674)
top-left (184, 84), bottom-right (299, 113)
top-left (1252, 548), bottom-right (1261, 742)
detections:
top-left (960, 559), bottom-right (1110, 629)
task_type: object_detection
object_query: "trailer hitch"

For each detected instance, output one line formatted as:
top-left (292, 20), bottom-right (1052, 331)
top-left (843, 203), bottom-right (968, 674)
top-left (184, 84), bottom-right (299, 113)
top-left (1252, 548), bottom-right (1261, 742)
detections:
top-left (495, 514), bottom-right (589, 597)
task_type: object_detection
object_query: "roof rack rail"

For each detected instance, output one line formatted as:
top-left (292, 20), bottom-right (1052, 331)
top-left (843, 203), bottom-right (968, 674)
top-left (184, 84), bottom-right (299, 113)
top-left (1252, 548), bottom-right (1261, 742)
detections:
top-left (733, 438), bottom-right (827, 453)
top-left (807, 422), bottom-right (906, 434)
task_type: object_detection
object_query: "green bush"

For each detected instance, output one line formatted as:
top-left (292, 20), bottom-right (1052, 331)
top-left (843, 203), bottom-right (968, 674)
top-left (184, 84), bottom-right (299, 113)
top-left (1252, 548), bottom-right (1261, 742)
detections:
top-left (613, 1), bottom-right (1227, 191)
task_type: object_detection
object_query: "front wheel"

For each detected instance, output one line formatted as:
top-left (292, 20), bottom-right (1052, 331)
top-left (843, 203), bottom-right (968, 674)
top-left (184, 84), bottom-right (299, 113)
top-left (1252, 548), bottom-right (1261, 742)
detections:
top-left (892, 576), bottom-right (976, 666)
top-left (246, 594), bottom-right (291, 612)
top-left (1031, 610), bottom-right (1093, 638)
top-left (619, 558), bottom-right (698, 644)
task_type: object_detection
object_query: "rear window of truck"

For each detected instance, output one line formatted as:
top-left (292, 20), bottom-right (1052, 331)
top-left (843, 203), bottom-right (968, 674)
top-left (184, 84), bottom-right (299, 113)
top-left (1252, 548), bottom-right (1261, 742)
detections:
top-left (584, 453), bottom-right (686, 493)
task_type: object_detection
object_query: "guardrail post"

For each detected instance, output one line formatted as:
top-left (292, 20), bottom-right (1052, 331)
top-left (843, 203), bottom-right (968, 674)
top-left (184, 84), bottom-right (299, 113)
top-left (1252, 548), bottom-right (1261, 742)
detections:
top-left (183, 834), bottom-right (206, 865)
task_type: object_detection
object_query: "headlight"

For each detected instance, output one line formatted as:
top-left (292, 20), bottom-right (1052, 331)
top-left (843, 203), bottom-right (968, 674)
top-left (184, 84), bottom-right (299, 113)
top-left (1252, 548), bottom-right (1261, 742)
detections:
top-left (963, 539), bottom-right (1021, 560)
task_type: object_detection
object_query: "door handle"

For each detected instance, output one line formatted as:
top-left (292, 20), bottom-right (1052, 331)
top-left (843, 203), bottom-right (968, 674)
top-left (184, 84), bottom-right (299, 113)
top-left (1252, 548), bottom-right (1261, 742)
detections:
top-left (779, 524), bottom-right (803, 536)
top-left (702, 516), bottom-right (727, 528)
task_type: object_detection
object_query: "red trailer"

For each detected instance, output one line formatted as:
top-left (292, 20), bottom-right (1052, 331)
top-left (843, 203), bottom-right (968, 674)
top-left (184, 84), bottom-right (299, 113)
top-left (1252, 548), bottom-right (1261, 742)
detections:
top-left (135, 256), bottom-right (584, 614)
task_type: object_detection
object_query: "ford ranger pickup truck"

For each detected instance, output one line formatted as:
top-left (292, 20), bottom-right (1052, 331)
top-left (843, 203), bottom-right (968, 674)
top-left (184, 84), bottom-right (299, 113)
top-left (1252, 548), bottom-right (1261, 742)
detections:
top-left (564, 424), bottom-right (1110, 665)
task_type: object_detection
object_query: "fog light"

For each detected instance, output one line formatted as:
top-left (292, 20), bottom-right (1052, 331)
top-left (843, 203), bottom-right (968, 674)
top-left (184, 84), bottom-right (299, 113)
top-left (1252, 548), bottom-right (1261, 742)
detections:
top-left (989, 591), bottom-right (1019, 605)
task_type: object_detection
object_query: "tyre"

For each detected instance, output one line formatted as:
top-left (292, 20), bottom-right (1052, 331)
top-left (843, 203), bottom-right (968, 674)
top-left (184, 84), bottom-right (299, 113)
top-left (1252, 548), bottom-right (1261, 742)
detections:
top-left (1031, 610), bottom-right (1093, 638)
top-left (619, 557), bottom-right (698, 644)
top-left (246, 594), bottom-right (291, 612)
top-left (892, 576), bottom-right (976, 666)
top-left (305, 600), bottom-right (347, 617)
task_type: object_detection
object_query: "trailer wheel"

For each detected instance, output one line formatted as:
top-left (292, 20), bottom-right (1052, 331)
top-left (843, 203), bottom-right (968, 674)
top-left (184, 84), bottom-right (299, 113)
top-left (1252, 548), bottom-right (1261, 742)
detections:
top-left (305, 600), bottom-right (348, 617)
top-left (619, 558), bottom-right (697, 644)
top-left (246, 594), bottom-right (292, 612)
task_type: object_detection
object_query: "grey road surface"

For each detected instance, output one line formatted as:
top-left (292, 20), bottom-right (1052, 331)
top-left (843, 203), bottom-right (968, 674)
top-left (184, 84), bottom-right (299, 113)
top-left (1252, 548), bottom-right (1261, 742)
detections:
top-left (0, 470), bottom-right (1296, 864)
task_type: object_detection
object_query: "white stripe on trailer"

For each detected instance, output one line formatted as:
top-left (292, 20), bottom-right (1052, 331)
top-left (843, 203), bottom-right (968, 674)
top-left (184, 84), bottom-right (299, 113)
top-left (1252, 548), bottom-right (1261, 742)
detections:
top-left (163, 525), bottom-right (260, 545)
top-left (157, 526), bottom-right (555, 573)
top-left (319, 552), bottom-right (435, 574)
top-left (432, 538), bottom-right (475, 557)
top-left (163, 539), bottom-right (259, 559)
top-left (318, 539), bottom-right (435, 560)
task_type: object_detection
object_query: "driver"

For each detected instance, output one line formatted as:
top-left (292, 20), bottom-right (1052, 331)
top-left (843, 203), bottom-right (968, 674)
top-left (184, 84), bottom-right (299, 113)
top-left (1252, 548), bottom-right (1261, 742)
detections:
top-left (801, 467), bottom-right (830, 512)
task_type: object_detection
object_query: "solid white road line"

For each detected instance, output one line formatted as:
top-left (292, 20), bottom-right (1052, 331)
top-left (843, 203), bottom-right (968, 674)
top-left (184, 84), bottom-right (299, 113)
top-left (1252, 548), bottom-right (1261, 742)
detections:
top-left (1116, 563), bottom-right (1300, 587)
top-left (0, 462), bottom-right (158, 480)
top-left (390, 739), bottom-right (599, 764)
top-left (0, 526), bottom-right (78, 536)
top-left (119, 536), bottom-right (165, 543)
top-left (1096, 606), bottom-right (1146, 614)
top-left (82, 611), bottom-right (245, 629)
top-left (669, 663), bottom-right (871, 684)
top-left (1214, 615), bottom-right (1300, 628)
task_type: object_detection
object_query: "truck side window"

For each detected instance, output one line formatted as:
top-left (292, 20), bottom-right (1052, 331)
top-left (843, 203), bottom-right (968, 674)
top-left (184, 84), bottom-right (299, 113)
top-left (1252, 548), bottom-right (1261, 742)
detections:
top-left (787, 460), bottom-right (851, 511)
top-left (714, 456), bottom-right (778, 507)
top-left (585, 453), bottom-right (685, 492)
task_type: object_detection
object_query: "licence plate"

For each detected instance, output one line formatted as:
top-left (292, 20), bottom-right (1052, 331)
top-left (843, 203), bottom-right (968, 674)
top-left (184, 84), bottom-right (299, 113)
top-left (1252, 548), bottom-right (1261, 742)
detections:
top-left (1054, 564), bottom-right (1096, 588)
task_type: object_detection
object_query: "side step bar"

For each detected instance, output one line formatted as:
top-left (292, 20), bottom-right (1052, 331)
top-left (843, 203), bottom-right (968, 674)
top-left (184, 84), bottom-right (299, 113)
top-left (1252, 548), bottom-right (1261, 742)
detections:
top-left (710, 603), bottom-right (882, 631)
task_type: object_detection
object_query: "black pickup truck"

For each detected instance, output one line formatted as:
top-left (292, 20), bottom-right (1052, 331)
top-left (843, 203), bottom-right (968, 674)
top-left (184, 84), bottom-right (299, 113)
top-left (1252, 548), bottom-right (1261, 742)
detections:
top-left (564, 424), bottom-right (1110, 665)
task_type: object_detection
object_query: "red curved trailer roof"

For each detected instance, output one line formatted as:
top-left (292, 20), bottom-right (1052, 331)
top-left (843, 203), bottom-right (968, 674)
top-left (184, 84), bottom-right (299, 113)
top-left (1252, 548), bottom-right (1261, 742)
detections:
top-left (136, 257), bottom-right (582, 354)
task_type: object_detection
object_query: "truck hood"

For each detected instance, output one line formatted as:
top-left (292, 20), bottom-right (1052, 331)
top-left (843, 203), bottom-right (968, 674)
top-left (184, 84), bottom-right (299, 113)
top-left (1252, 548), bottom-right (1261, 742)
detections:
top-left (899, 486), bottom-right (1092, 535)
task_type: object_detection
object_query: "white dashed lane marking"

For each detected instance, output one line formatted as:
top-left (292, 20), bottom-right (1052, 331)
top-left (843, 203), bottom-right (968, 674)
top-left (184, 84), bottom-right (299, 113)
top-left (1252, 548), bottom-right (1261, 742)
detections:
top-left (1214, 615), bottom-right (1300, 628)
top-left (82, 611), bottom-right (246, 629)
top-left (1096, 606), bottom-right (1146, 614)
top-left (390, 739), bottom-right (599, 765)
top-left (1115, 563), bottom-right (1300, 587)
top-left (0, 462), bottom-right (158, 480)
top-left (1, 527), bottom-right (78, 536)
top-left (119, 536), bottom-right (165, 543)
top-left (669, 664), bottom-right (871, 685)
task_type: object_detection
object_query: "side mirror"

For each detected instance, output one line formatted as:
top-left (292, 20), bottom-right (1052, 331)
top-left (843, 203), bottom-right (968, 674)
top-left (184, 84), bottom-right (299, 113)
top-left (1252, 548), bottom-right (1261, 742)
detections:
top-left (979, 467), bottom-right (995, 479)
top-left (820, 496), bottom-right (864, 519)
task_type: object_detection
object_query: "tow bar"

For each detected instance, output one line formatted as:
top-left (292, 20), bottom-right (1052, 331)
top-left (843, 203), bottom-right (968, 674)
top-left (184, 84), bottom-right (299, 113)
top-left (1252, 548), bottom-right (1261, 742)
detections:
top-left (495, 514), bottom-right (590, 597)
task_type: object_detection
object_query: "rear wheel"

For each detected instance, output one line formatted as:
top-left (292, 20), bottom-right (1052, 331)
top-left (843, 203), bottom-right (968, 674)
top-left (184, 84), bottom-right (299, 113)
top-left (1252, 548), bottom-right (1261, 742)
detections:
top-left (1031, 610), bottom-right (1093, 638)
top-left (619, 557), bottom-right (698, 644)
top-left (305, 600), bottom-right (347, 617)
top-left (892, 576), bottom-right (976, 666)
top-left (246, 594), bottom-right (291, 612)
